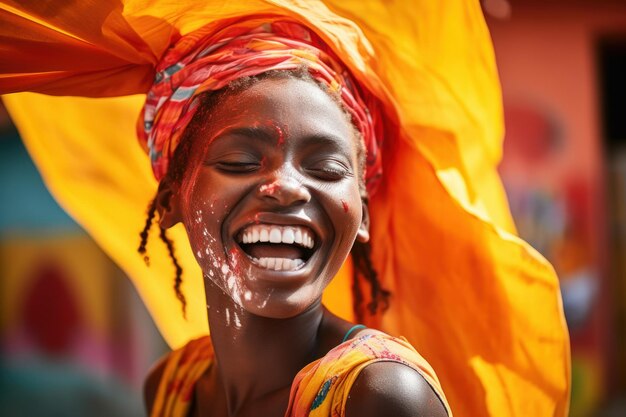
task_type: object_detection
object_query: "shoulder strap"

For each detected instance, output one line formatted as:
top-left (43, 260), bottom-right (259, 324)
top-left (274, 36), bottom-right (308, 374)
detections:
top-left (341, 324), bottom-right (367, 343)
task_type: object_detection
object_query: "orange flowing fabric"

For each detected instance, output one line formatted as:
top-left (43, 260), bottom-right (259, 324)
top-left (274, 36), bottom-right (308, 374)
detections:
top-left (0, 1), bottom-right (570, 416)
top-left (150, 333), bottom-right (451, 417)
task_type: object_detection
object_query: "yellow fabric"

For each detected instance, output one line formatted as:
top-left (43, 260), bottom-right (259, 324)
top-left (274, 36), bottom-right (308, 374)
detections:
top-left (150, 333), bottom-right (452, 417)
top-left (150, 337), bottom-right (214, 417)
top-left (0, 1), bottom-right (570, 416)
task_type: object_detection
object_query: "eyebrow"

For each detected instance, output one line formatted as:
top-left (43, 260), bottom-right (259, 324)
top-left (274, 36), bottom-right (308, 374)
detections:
top-left (210, 126), bottom-right (277, 145)
top-left (299, 133), bottom-right (352, 153)
top-left (210, 125), bottom-right (352, 154)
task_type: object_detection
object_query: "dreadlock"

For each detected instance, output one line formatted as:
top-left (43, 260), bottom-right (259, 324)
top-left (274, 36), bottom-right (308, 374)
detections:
top-left (351, 240), bottom-right (391, 321)
top-left (137, 68), bottom-right (391, 319)
top-left (137, 198), bottom-right (187, 318)
top-left (159, 227), bottom-right (186, 317)
top-left (137, 197), bottom-right (157, 266)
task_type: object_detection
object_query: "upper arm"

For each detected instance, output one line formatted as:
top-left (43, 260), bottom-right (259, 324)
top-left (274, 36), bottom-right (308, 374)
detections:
top-left (345, 361), bottom-right (448, 417)
top-left (143, 354), bottom-right (169, 415)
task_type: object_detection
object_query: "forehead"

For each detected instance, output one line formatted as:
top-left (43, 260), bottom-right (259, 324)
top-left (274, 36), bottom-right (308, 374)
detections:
top-left (200, 77), bottom-right (355, 143)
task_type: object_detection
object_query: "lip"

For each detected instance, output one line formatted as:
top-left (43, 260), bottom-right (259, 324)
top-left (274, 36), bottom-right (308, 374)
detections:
top-left (226, 211), bottom-right (326, 284)
top-left (234, 223), bottom-right (316, 249)
top-left (228, 236), bottom-right (323, 285)
top-left (230, 212), bottom-right (324, 249)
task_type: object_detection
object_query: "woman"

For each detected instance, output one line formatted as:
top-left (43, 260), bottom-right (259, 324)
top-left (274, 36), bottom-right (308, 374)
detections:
top-left (134, 18), bottom-right (450, 414)
top-left (1, 1), bottom-right (570, 416)
top-left (141, 70), bottom-right (450, 415)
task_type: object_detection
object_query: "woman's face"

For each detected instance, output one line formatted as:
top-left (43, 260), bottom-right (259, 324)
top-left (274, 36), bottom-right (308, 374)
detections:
top-left (165, 77), bottom-right (368, 319)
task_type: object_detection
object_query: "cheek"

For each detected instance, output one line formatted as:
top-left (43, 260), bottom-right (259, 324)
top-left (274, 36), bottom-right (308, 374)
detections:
top-left (323, 184), bottom-right (363, 268)
top-left (183, 198), bottom-right (247, 304)
top-left (181, 176), bottom-right (227, 270)
top-left (336, 197), bottom-right (361, 234)
top-left (336, 185), bottom-right (363, 229)
top-left (181, 174), bottom-right (256, 304)
top-left (340, 199), bottom-right (349, 213)
top-left (185, 199), bottom-right (222, 270)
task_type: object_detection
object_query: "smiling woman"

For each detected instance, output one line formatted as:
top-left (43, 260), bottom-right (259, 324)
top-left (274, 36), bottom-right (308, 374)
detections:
top-left (0, 1), bottom-right (571, 417)
top-left (139, 69), bottom-right (390, 320)
top-left (138, 42), bottom-right (450, 416)
top-left (156, 72), bottom-right (369, 317)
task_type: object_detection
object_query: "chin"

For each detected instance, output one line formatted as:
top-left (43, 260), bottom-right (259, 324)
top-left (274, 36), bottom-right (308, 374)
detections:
top-left (237, 282), bottom-right (327, 320)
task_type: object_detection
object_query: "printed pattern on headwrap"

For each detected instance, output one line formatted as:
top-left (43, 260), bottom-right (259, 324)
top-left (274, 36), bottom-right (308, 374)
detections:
top-left (137, 16), bottom-right (383, 194)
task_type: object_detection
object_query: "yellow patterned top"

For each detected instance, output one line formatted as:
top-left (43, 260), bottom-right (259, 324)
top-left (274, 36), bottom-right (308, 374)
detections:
top-left (150, 333), bottom-right (451, 417)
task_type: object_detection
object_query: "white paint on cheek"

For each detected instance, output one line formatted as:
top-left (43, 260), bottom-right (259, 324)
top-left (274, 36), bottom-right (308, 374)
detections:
top-left (225, 308), bottom-right (231, 326)
top-left (226, 274), bottom-right (243, 306)
top-left (259, 290), bottom-right (274, 309)
top-left (209, 270), bottom-right (214, 277)
top-left (221, 263), bottom-right (229, 275)
top-left (196, 250), bottom-right (203, 259)
top-left (231, 291), bottom-right (242, 306)
top-left (228, 252), bottom-right (239, 271)
top-left (226, 274), bottom-right (236, 292)
top-left (244, 290), bottom-right (252, 301)
top-left (194, 209), bottom-right (203, 224)
top-left (233, 310), bottom-right (241, 328)
top-left (245, 264), bottom-right (256, 281)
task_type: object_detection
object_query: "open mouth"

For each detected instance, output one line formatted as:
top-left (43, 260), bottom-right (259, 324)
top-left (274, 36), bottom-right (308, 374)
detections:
top-left (237, 224), bottom-right (316, 271)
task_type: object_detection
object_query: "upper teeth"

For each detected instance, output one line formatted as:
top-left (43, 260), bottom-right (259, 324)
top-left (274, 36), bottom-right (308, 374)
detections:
top-left (240, 224), bottom-right (314, 248)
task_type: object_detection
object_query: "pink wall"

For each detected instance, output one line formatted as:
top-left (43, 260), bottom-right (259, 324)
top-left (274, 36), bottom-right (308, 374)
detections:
top-left (487, 0), bottom-right (626, 405)
top-left (490, 1), bottom-right (626, 259)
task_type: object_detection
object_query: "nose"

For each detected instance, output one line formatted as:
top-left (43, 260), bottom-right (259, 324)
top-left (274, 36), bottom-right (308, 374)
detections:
top-left (256, 172), bottom-right (311, 207)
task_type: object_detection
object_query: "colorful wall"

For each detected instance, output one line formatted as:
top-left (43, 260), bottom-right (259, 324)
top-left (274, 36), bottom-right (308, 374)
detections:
top-left (0, 114), bottom-right (168, 416)
top-left (486, 1), bottom-right (626, 415)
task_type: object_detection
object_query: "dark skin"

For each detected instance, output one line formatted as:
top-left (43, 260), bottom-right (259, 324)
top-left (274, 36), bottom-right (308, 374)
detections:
top-left (146, 77), bottom-right (448, 417)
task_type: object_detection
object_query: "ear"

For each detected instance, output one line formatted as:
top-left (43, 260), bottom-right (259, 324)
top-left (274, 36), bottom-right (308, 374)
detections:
top-left (156, 177), bottom-right (183, 229)
top-left (356, 198), bottom-right (370, 243)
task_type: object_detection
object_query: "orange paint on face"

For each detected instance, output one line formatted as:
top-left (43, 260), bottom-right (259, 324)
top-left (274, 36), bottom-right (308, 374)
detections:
top-left (274, 124), bottom-right (285, 145)
top-left (259, 182), bottom-right (280, 195)
top-left (252, 119), bottom-right (287, 146)
top-left (208, 124), bottom-right (238, 144)
top-left (341, 199), bottom-right (349, 213)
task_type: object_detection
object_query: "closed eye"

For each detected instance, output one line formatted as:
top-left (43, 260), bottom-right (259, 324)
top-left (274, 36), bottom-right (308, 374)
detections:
top-left (204, 151), bottom-right (262, 173)
top-left (306, 160), bottom-right (352, 181)
top-left (215, 161), bottom-right (261, 173)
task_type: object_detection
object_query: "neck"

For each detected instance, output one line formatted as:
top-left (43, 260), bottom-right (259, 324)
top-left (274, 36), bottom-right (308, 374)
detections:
top-left (204, 279), bottom-right (335, 415)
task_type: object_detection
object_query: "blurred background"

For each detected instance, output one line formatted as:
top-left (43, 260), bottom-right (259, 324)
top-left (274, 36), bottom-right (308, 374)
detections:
top-left (485, 0), bottom-right (626, 415)
top-left (0, 1), bottom-right (625, 416)
top-left (0, 111), bottom-right (169, 415)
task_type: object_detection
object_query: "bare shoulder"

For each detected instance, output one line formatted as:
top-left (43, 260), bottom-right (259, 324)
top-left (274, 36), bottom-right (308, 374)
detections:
top-left (345, 361), bottom-right (448, 417)
top-left (143, 353), bottom-right (170, 415)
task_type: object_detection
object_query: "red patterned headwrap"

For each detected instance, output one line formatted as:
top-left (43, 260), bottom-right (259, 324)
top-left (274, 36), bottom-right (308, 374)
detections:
top-left (137, 17), bottom-right (383, 194)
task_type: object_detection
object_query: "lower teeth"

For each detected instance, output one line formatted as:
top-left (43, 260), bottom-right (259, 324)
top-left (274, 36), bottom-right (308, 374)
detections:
top-left (253, 257), bottom-right (304, 271)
